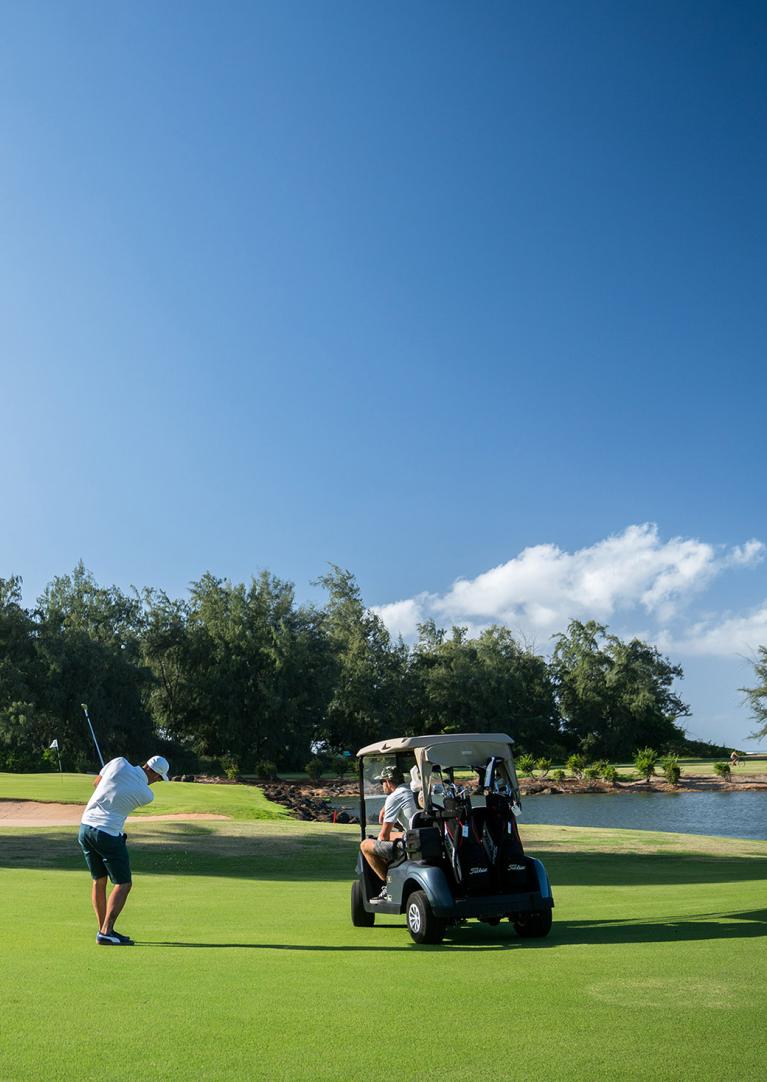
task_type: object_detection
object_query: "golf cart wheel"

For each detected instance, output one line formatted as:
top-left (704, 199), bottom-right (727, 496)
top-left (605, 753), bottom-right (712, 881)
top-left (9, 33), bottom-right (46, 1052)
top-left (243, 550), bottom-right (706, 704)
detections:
top-left (406, 890), bottom-right (446, 945)
top-left (512, 909), bottom-right (553, 938)
top-left (351, 881), bottom-right (375, 927)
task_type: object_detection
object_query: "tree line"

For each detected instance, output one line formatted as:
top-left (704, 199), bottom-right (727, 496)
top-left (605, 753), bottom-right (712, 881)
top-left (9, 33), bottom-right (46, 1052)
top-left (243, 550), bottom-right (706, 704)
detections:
top-left (0, 562), bottom-right (743, 775)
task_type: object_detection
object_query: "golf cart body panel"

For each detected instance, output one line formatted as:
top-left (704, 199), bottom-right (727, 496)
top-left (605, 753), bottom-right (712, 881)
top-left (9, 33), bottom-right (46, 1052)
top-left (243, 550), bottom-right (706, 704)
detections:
top-left (353, 732), bottom-right (555, 941)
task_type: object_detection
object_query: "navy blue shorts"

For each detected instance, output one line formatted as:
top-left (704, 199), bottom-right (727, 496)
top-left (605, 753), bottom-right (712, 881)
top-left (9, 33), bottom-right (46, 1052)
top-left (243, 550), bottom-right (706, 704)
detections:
top-left (78, 825), bottom-right (132, 884)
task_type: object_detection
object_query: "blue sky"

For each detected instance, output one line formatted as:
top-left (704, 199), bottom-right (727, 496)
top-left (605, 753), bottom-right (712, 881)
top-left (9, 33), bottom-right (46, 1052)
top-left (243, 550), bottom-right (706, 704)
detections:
top-left (1, 2), bottom-right (766, 746)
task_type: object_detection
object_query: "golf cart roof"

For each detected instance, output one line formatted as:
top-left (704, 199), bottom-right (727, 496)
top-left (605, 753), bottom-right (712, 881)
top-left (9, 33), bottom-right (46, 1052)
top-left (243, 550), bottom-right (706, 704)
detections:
top-left (357, 733), bottom-right (514, 758)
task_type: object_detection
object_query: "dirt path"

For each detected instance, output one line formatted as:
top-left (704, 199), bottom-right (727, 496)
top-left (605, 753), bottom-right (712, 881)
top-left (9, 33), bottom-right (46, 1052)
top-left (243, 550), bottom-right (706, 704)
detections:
top-left (0, 801), bottom-right (230, 827)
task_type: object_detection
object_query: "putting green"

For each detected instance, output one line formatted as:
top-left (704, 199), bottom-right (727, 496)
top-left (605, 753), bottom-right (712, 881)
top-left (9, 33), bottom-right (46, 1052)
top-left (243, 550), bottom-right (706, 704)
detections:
top-left (0, 816), bottom-right (765, 1082)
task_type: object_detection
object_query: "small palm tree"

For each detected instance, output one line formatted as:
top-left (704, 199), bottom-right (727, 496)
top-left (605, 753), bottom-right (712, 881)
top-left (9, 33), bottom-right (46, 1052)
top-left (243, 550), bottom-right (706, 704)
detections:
top-left (566, 753), bottom-right (586, 779)
top-left (634, 747), bottom-right (658, 783)
top-left (517, 753), bottom-right (536, 778)
top-left (662, 754), bottom-right (681, 786)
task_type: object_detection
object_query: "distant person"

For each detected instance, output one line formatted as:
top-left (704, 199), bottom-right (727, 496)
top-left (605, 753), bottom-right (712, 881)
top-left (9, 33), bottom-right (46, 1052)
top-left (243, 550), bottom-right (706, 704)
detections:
top-left (730, 751), bottom-right (739, 768)
top-left (360, 765), bottom-right (417, 902)
top-left (78, 754), bottom-right (170, 945)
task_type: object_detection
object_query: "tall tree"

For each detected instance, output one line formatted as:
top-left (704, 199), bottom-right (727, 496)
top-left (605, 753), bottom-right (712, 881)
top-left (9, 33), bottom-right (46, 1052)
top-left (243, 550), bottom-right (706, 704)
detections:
top-left (550, 619), bottom-right (689, 757)
top-left (35, 563), bottom-right (153, 768)
top-left (314, 566), bottom-right (409, 751)
top-left (409, 623), bottom-right (561, 752)
top-left (742, 646), bottom-right (767, 740)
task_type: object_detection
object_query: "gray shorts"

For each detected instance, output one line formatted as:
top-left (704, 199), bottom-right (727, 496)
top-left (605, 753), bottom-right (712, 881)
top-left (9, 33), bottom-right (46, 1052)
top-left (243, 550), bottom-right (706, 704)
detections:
top-left (373, 839), bottom-right (397, 861)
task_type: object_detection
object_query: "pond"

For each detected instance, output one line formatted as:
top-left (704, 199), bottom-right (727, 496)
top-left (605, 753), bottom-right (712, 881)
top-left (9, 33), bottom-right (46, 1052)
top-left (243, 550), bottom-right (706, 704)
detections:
top-left (335, 789), bottom-right (767, 841)
top-left (516, 790), bottom-right (767, 841)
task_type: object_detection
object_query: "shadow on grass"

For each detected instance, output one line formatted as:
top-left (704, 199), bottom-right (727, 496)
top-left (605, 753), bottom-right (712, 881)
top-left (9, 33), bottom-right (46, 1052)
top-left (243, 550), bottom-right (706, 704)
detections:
top-left (2, 830), bottom-right (767, 888)
top-left (135, 939), bottom-right (513, 952)
top-left (134, 908), bottom-right (767, 951)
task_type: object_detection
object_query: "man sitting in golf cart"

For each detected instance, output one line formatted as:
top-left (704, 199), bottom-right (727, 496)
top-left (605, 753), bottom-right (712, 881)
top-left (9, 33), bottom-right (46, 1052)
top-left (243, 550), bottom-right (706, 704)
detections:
top-left (360, 764), bottom-right (418, 902)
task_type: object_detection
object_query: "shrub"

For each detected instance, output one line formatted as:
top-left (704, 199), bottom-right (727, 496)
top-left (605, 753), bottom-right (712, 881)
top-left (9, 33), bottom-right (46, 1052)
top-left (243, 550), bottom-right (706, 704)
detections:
top-left (331, 754), bottom-right (353, 777)
top-left (583, 764), bottom-right (601, 781)
top-left (634, 747), bottom-right (658, 782)
top-left (221, 756), bottom-right (240, 780)
top-left (305, 758), bottom-right (324, 782)
top-left (602, 765), bottom-right (618, 784)
top-left (713, 762), bottom-right (731, 780)
top-left (255, 760), bottom-right (278, 780)
top-left (566, 753), bottom-right (586, 779)
top-left (662, 754), bottom-right (681, 786)
top-left (535, 757), bottom-right (552, 777)
top-left (517, 753), bottom-right (536, 777)
top-left (552, 769), bottom-right (566, 782)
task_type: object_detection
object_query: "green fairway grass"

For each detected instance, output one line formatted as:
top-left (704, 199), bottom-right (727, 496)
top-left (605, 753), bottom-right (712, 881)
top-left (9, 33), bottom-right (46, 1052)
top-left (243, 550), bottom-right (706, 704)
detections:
top-left (1, 814), bottom-right (765, 1082)
top-left (0, 772), bottom-right (289, 821)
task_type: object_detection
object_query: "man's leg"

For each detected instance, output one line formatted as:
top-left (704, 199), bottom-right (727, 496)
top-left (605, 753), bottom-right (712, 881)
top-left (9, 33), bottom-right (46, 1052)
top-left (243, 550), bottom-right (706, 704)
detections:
top-left (91, 877), bottom-right (107, 929)
top-left (360, 839), bottom-right (388, 881)
top-left (101, 882), bottom-right (132, 935)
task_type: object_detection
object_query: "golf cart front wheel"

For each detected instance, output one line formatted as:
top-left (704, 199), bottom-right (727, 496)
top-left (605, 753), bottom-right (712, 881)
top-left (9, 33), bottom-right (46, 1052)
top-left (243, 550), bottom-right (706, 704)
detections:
top-left (351, 881), bottom-right (375, 927)
top-left (512, 909), bottom-right (553, 938)
top-left (406, 890), bottom-right (446, 945)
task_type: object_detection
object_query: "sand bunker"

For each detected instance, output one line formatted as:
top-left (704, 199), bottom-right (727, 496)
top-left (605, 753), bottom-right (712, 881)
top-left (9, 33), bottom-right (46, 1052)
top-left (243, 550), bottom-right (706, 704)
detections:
top-left (0, 801), bottom-right (230, 827)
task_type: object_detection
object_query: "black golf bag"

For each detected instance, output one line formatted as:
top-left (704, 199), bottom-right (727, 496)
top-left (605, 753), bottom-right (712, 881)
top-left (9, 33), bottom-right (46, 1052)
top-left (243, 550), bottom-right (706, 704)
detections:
top-left (483, 791), bottom-right (531, 891)
top-left (439, 794), bottom-right (493, 895)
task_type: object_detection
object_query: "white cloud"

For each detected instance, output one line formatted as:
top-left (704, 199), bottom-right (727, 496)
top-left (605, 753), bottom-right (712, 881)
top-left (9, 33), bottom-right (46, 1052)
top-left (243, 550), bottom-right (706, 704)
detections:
top-left (659, 605), bottom-right (767, 658)
top-left (372, 524), bottom-right (767, 654)
top-left (372, 596), bottom-right (429, 639)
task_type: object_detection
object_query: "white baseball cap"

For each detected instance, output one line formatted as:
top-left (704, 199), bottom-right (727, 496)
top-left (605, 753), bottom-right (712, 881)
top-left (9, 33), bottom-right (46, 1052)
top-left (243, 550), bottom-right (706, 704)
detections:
top-left (145, 754), bottom-right (170, 781)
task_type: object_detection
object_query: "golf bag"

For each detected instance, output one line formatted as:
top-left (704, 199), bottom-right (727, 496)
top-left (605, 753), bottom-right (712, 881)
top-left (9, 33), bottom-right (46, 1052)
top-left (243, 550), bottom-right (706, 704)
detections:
top-left (483, 792), bottom-right (531, 891)
top-left (440, 793), bottom-right (493, 895)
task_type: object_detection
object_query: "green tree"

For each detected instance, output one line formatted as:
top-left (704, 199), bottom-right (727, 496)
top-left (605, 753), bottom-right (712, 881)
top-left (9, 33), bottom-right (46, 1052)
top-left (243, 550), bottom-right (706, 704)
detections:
top-left (35, 563), bottom-right (153, 768)
top-left (0, 701), bottom-right (57, 771)
top-left (634, 746), bottom-right (658, 782)
top-left (409, 623), bottom-right (561, 753)
top-left (550, 620), bottom-right (689, 759)
top-left (742, 646), bottom-right (767, 740)
top-left (517, 753), bottom-right (536, 777)
top-left (170, 571), bottom-right (329, 771)
top-left (0, 577), bottom-right (41, 709)
top-left (314, 567), bottom-right (408, 752)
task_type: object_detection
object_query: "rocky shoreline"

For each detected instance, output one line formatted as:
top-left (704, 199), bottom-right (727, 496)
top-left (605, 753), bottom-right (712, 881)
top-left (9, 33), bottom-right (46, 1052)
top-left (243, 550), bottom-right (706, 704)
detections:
top-left (175, 772), bottom-right (767, 822)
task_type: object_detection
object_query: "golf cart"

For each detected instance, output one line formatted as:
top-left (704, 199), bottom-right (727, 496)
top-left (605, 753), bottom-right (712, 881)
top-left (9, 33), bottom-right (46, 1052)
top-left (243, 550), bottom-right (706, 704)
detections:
top-left (351, 733), bottom-right (554, 945)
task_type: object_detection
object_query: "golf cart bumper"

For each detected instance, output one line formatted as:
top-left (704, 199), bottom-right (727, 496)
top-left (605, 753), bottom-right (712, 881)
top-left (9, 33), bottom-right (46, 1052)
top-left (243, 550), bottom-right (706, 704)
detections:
top-left (432, 857), bottom-right (554, 920)
top-left (444, 890), bottom-right (554, 920)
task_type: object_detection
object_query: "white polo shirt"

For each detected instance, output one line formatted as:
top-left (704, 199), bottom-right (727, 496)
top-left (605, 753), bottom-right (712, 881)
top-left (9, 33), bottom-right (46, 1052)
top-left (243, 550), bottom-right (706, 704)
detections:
top-left (80, 757), bottom-right (154, 836)
top-left (382, 783), bottom-right (418, 830)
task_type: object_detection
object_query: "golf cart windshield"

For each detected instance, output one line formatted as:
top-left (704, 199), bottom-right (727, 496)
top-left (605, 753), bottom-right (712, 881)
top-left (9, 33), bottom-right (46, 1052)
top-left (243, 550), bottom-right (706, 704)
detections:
top-left (414, 738), bottom-right (519, 814)
top-left (356, 733), bottom-right (519, 825)
top-left (359, 753), bottom-right (418, 826)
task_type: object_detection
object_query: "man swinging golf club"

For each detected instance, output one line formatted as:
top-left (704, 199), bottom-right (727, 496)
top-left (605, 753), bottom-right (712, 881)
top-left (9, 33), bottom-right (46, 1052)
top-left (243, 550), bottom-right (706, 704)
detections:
top-left (78, 753), bottom-right (170, 945)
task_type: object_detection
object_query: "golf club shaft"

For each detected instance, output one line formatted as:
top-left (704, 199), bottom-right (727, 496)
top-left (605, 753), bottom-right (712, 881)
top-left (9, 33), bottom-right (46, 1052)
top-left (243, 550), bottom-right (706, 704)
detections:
top-left (81, 703), bottom-right (105, 768)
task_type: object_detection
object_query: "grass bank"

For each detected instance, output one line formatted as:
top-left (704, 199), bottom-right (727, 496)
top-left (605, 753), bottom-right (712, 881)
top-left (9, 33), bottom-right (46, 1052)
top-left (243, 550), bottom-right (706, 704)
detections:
top-left (0, 772), bottom-right (289, 821)
top-left (0, 816), bottom-right (765, 1081)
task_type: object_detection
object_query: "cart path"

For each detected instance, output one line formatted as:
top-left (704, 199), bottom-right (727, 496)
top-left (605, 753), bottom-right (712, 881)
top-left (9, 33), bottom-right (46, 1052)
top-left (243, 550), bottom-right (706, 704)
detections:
top-left (0, 801), bottom-right (230, 826)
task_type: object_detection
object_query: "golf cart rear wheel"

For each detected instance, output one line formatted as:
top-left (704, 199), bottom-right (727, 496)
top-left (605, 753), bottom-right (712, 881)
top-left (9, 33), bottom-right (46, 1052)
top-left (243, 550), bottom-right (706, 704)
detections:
top-left (351, 880), bottom-right (375, 927)
top-left (512, 910), bottom-right (552, 938)
top-left (406, 890), bottom-right (446, 945)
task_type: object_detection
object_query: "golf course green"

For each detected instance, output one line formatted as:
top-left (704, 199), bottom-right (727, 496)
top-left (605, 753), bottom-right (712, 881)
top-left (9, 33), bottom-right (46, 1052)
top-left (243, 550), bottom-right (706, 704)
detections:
top-left (1, 776), bottom-right (765, 1081)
